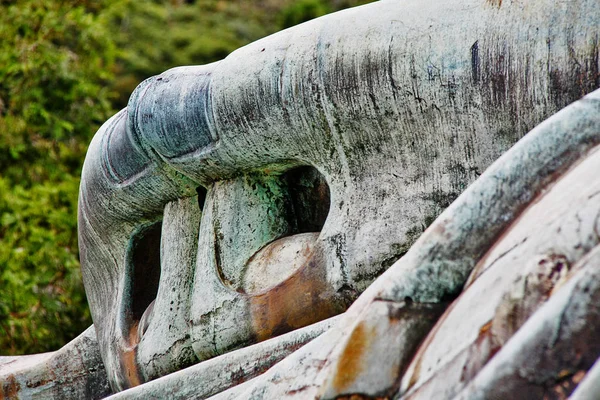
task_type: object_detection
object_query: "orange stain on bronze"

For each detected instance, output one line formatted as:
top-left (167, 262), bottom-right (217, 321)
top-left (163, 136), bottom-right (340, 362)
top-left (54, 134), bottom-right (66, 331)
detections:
top-left (331, 322), bottom-right (373, 393)
top-left (118, 321), bottom-right (142, 388)
top-left (249, 250), bottom-right (346, 342)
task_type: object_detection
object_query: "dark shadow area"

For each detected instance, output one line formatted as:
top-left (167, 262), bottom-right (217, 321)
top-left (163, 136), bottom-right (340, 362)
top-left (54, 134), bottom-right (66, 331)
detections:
top-left (282, 165), bottom-right (330, 233)
top-left (196, 186), bottom-right (207, 211)
top-left (128, 221), bottom-right (162, 322)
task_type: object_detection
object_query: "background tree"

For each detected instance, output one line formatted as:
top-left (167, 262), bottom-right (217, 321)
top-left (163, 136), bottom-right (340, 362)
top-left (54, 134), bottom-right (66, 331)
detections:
top-left (0, 0), bottom-right (117, 354)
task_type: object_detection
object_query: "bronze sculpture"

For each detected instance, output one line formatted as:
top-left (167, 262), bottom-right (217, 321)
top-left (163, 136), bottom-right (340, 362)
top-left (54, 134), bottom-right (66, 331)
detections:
top-left (1, 0), bottom-right (599, 398)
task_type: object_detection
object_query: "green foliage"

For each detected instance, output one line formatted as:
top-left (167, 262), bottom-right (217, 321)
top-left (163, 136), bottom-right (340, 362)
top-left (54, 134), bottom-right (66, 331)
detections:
top-left (0, 0), bottom-right (376, 355)
top-left (279, 0), bottom-right (331, 29)
top-left (279, 0), bottom-right (376, 29)
top-left (104, 0), bottom-right (376, 108)
top-left (0, 0), bottom-right (116, 354)
top-left (0, 176), bottom-right (87, 354)
top-left (0, 0), bottom-right (116, 183)
top-left (103, 0), bottom-right (285, 107)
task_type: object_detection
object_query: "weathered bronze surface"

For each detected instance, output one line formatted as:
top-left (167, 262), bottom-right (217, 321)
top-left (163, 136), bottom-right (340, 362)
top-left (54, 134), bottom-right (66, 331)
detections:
top-left (1, 0), bottom-right (599, 398)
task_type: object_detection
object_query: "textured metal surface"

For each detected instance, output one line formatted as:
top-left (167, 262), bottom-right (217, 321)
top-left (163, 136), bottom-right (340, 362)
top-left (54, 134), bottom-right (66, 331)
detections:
top-left (0, 327), bottom-right (111, 400)
top-left (218, 90), bottom-right (600, 399)
top-left (77, 0), bottom-right (600, 391)
top-left (5, 0), bottom-right (599, 395)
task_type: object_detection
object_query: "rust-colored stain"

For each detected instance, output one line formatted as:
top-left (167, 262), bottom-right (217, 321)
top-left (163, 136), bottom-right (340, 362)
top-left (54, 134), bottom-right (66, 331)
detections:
top-left (285, 385), bottom-right (312, 396)
top-left (332, 322), bottom-right (371, 393)
top-left (557, 369), bottom-right (572, 379)
top-left (118, 321), bottom-right (142, 388)
top-left (460, 320), bottom-right (501, 384)
top-left (571, 370), bottom-right (587, 385)
top-left (25, 359), bottom-right (58, 390)
top-left (328, 301), bottom-right (445, 399)
top-left (1, 374), bottom-right (20, 400)
top-left (120, 348), bottom-right (141, 388)
top-left (248, 247), bottom-right (346, 342)
top-left (25, 375), bottom-right (53, 389)
top-left (545, 369), bottom-right (587, 399)
top-left (479, 320), bottom-right (493, 334)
